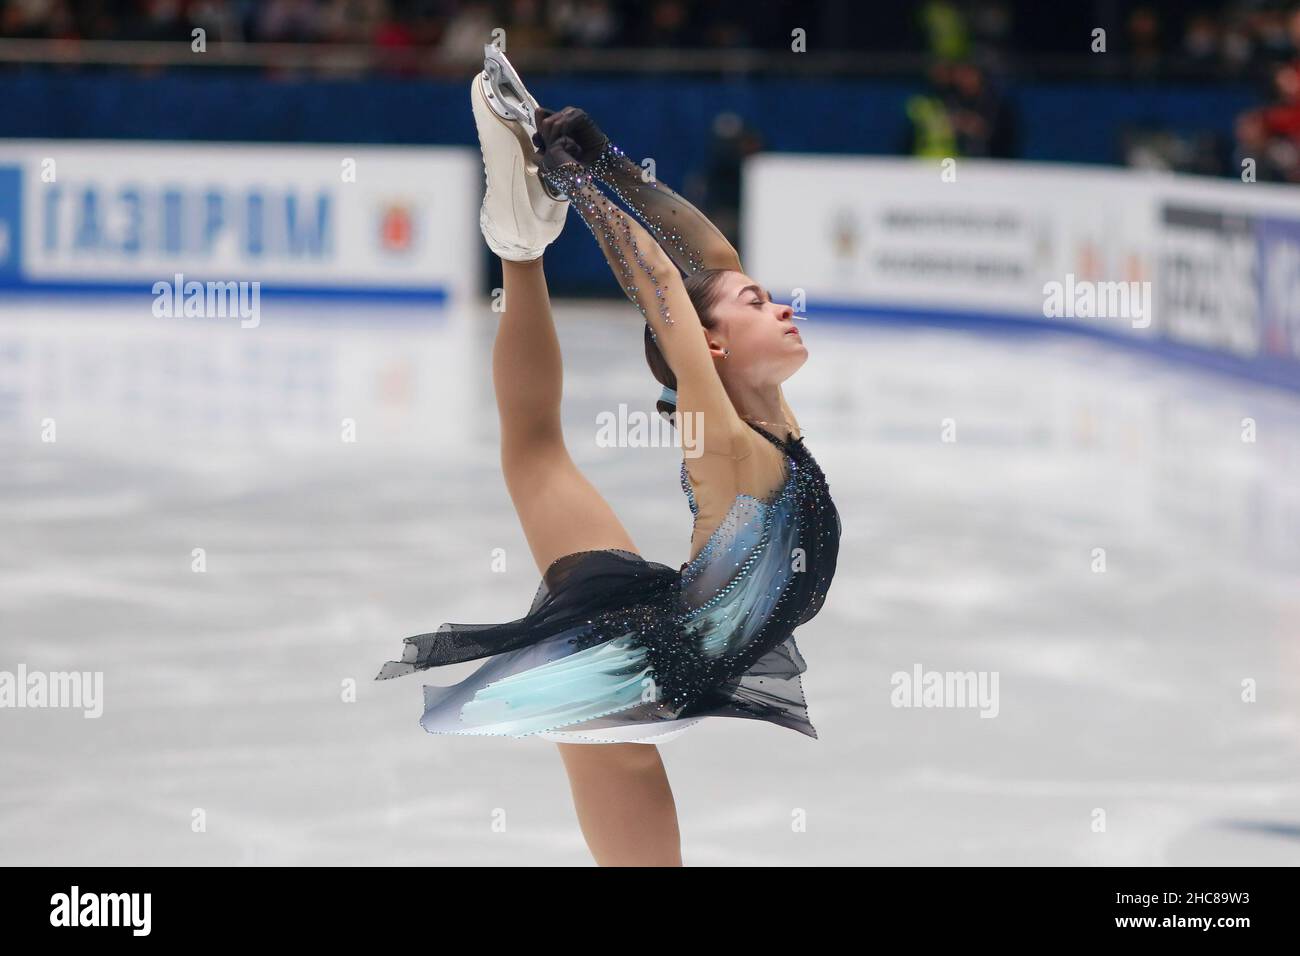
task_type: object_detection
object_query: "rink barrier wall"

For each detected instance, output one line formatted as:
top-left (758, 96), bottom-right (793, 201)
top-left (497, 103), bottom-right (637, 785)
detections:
top-left (0, 141), bottom-right (479, 303)
top-left (745, 155), bottom-right (1300, 392)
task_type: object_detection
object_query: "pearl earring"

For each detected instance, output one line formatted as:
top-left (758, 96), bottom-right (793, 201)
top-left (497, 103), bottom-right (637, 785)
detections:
top-left (722, 348), bottom-right (730, 357)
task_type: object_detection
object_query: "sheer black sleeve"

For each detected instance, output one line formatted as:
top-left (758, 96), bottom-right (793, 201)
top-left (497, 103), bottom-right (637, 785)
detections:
top-left (579, 142), bottom-right (742, 278)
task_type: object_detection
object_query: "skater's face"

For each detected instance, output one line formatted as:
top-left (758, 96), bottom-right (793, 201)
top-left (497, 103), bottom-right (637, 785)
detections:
top-left (702, 271), bottom-right (807, 383)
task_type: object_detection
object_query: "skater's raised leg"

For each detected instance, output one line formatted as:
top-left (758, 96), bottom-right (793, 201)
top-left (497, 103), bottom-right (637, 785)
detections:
top-left (475, 51), bottom-right (682, 867)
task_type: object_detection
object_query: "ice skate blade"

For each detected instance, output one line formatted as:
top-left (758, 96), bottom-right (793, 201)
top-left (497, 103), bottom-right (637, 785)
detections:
top-left (479, 45), bottom-right (567, 202)
top-left (481, 45), bottom-right (541, 137)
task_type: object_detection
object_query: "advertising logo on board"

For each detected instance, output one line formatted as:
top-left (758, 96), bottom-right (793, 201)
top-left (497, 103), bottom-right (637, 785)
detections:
top-left (377, 202), bottom-right (416, 256)
top-left (1158, 204), bottom-right (1260, 357)
top-left (0, 143), bottom-right (480, 300)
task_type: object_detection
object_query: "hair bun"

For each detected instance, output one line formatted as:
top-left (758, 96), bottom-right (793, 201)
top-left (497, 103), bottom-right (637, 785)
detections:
top-left (655, 385), bottom-right (678, 425)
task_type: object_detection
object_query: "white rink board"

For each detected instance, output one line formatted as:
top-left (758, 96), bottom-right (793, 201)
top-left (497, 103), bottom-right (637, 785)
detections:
top-left (743, 156), bottom-right (1300, 374)
top-left (0, 141), bottom-right (481, 302)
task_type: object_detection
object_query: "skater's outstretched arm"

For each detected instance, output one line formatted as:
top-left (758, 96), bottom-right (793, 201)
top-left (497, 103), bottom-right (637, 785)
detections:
top-left (588, 129), bottom-right (803, 440)
top-left (605, 153), bottom-right (803, 439)
top-left (581, 143), bottom-right (742, 277)
top-left (533, 107), bottom-right (741, 278)
top-left (539, 110), bottom-right (803, 440)
top-left (538, 121), bottom-right (749, 456)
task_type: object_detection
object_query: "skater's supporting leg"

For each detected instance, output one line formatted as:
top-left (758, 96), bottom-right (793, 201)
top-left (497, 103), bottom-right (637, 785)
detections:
top-left (557, 742), bottom-right (683, 866)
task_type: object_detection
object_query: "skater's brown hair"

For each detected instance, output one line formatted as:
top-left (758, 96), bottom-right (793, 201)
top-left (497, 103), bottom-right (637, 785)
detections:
top-left (645, 268), bottom-right (731, 423)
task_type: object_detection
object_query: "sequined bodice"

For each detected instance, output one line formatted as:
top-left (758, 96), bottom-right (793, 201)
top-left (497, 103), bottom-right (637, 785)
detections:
top-left (675, 424), bottom-right (840, 639)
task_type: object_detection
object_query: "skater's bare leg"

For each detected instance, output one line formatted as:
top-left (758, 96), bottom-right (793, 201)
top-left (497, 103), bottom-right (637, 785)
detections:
top-left (494, 257), bottom-right (639, 568)
top-left (557, 742), bottom-right (683, 866)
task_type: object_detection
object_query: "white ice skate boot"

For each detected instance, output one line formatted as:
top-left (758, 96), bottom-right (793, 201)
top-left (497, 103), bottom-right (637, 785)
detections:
top-left (472, 45), bottom-right (567, 262)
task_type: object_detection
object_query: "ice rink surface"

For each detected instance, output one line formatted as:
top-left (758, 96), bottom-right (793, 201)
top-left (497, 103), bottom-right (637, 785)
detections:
top-left (2, 297), bottom-right (1298, 866)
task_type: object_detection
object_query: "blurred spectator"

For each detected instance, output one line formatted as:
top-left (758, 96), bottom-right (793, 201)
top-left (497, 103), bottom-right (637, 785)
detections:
top-left (0, 0), bottom-right (1294, 82)
top-left (1254, 6), bottom-right (1293, 61)
top-left (189, 0), bottom-right (242, 44)
top-left (551, 0), bottom-right (618, 48)
top-left (694, 111), bottom-right (762, 247)
top-left (501, 0), bottom-right (553, 52)
top-left (257, 0), bottom-right (320, 43)
top-left (1235, 59), bottom-right (1300, 181)
top-left (1183, 13), bottom-right (1220, 62)
top-left (920, 0), bottom-right (970, 61)
top-left (2, 0), bottom-right (71, 38)
top-left (904, 61), bottom-right (958, 158)
top-left (439, 1), bottom-right (495, 66)
top-left (373, 3), bottom-right (421, 76)
top-left (965, 0), bottom-right (1011, 71)
top-left (1127, 6), bottom-right (1162, 75)
top-left (1, 0), bottom-right (1296, 186)
top-left (947, 60), bottom-right (1014, 157)
top-left (318, 0), bottom-right (387, 44)
top-left (644, 0), bottom-right (690, 48)
top-left (903, 59), bottom-right (1013, 159)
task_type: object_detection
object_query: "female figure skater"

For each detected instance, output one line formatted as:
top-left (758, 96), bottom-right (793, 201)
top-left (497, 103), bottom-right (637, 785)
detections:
top-left (377, 47), bottom-right (841, 866)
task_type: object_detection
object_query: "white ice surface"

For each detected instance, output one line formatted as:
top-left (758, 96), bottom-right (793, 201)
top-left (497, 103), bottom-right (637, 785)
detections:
top-left (1, 297), bottom-right (1298, 866)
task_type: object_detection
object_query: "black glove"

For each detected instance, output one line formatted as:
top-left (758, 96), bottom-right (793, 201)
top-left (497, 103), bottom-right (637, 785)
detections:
top-left (533, 106), bottom-right (609, 171)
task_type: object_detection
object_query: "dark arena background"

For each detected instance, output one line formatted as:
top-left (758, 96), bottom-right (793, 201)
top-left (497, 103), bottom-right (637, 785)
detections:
top-left (0, 0), bottom-right (1296, 922)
